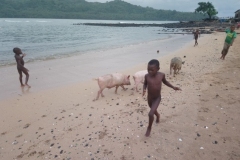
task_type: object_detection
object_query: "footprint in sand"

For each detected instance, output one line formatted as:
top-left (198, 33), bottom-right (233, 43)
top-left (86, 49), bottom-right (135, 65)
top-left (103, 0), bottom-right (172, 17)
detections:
top-left (16, 134), bottom-right (23, 138)
top-left (99, 130), bottom-right (107, 139)
top-left (103, 149), bottom-right (113, 156)
top-left (44, 139), bottom-right (51, 145)
top-left (38, 127), bottom-right (44, 130)
top-left (221, 136), bottom-right (232, 143)
top-left (28, 151), bottom-right (37, 157)
top-left (1, 132), bottom-right (7, 136)
top-left (135, 107), bottom-right (147, 115)
top-left (198, 116), bottom-right (206, 121)
top-left (23, 123), bottom-right (30, 129)
top-left (61, 110), bottom-right (66, 113)
top-left (199, 107), bottom-right (210, 113)
top-left (38, 151), bottom-right (45, 157)
top-left (67, 128), bottom-right (73, 132)
top-left (17, 153), bottom-right (25, 159)
top-left (120, 155), bottom-right (134, 160)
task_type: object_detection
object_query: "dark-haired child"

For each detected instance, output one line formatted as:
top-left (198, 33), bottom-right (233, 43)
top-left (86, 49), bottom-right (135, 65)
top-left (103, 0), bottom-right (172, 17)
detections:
top-left (142, 59), bottom-right (181, 137)
top-left (193, 29), bottom-right (200, 46)
top-left (13, 47), bottom-right (31, 88)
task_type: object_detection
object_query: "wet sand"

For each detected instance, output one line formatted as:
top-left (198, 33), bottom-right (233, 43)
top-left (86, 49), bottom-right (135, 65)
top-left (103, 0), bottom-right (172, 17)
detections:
top-left (0, 31), bottom-right (239, 160)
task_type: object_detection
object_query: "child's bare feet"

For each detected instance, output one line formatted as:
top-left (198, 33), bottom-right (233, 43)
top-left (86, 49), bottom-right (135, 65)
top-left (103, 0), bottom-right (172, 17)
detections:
top-left (25, 84), bottom-right (31, 88)
top-left (156, 113), bottom-right (160, 123)
top-left (145, 127), bottom-right (151, 137)
top-left (21, 84), bottom-right (25, 87)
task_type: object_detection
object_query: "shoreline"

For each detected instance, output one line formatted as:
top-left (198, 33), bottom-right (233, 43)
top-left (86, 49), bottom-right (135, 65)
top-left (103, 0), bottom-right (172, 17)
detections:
top-left (0, 34), bottom-right (177, 68)
top-left (0, 31), bottom-right (239, 160)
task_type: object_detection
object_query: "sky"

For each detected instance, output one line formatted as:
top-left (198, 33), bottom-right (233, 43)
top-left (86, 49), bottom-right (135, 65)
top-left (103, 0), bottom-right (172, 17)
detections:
top-left (86, 0), bottom-right (240, 17)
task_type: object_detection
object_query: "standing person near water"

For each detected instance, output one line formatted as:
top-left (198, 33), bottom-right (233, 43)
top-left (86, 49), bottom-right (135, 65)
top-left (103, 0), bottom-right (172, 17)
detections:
top-left (193, 29), bottom-right (200, 46)
top-left (13, 47), bottom-right (31, 88)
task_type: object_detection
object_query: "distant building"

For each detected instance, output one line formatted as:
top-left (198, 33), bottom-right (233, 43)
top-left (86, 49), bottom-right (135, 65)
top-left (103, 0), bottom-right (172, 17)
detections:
top-left (235, 9), bottom-right (240, 22)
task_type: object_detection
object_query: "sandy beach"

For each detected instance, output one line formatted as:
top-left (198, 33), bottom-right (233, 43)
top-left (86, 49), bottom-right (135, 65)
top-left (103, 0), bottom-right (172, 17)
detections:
top-left (0, 31), bottom-right (239, 160)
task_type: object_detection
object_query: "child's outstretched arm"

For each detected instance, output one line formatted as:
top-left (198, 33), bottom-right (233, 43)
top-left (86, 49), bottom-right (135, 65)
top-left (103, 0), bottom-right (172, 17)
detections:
top-left (162, 74), bottom-right (181, 91)
top-left (142, 75), bottom-right (148, 96)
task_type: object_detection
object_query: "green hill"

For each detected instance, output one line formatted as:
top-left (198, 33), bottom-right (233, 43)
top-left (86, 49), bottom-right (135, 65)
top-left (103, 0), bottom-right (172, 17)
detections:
top-left (0, 0), bottom-right (206, 20)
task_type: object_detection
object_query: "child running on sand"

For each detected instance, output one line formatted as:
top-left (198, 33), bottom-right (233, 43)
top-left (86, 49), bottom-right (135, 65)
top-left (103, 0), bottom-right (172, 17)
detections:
top-left (142, 59), bottom-right (181, 137)
top-left (220, 25), bottom-right (237, 60)
top-left (13, 47), bottom-right (31, 88)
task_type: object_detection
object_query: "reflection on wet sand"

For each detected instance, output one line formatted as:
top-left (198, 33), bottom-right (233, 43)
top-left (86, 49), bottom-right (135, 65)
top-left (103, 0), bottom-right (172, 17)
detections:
top-left (21, 86), bottom-right (31, 95)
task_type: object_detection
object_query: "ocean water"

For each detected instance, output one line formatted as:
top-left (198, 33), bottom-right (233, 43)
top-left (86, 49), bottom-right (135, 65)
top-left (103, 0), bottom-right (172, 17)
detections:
top-left (0, 18), bottom-right (179, 66)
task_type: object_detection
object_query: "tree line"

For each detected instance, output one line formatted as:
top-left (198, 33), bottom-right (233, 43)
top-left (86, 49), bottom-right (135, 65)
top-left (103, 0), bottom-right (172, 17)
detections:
top-left (0, 0), bottom-right (207, 21)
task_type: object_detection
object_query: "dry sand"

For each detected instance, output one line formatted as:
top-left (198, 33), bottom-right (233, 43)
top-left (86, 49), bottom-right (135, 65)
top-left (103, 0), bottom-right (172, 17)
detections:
top-left (0, 31), bottom-right (239, 160)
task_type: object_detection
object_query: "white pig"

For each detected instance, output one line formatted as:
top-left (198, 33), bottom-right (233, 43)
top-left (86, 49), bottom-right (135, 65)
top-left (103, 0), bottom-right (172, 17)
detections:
top-left (93, 73), bottom-right (131, 101)
top-left (133, 70), bottom-right (148, 92)
top-left (170, 57), bottom-right (185, 77)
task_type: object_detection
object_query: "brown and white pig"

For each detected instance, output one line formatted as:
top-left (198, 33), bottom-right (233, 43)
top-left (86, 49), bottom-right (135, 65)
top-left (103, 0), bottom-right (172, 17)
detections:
top-left (133, 70), bottom-right (148, 92)
top-left (170, 57), bottom-right (185, 77)
top-left (93, 73), bottom-right (131, 101)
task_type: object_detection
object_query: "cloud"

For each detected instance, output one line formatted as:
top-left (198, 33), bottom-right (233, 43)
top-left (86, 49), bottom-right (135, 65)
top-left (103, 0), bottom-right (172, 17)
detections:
top-left (86, 0), bottom-right (239, 17)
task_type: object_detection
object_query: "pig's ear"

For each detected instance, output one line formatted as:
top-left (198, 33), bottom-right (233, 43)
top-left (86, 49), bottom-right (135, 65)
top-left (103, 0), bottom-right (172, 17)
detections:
top-left (127, 75), bottom-right (130, 79)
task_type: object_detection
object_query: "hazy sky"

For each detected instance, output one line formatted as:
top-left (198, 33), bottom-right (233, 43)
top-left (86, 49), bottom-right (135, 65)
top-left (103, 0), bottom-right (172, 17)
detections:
top-left (86, 0), bottom-right (240, 17)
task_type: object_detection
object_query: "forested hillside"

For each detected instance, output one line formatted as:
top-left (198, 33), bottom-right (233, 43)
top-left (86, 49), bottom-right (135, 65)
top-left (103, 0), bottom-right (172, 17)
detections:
top-left (0, 0), bottom-right (206, 20)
